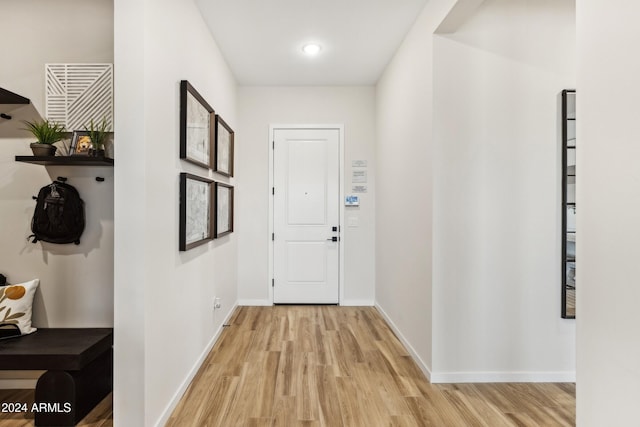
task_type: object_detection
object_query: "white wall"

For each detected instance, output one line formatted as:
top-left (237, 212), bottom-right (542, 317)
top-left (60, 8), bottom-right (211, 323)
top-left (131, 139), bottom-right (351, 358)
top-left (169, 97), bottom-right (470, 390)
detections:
top-left (431, 0), bottom-right (576, 381)
top-left (375, 0), bottom-right (457, 377)
top-left (0, 0), bottom-right (114, 326)
top-left (0, 0), bottom-right (114, 387)
top-left (376, 0), bottom-right (577, 381)
top-left (577, 0), bottom-right (640, 424)
top-left (237, 86), bottom-right (376, 305)
top-left (114, 0), bottom-right (238, 425)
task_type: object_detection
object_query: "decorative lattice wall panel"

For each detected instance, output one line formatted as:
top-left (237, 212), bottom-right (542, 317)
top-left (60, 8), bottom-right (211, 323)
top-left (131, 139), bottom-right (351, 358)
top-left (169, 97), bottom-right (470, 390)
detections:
top-left (46, 64), bottom-right (113, 131)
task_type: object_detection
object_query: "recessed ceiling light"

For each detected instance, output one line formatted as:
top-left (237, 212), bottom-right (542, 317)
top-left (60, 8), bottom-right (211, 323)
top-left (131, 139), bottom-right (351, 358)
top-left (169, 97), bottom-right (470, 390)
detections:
top-left (302, 43), bottom-right (322, 56)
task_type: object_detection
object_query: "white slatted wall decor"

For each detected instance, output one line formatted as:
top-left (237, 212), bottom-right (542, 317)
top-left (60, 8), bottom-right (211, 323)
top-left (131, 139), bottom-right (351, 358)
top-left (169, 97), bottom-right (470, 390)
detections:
top-left (46, 64), bottom-right (114, 131)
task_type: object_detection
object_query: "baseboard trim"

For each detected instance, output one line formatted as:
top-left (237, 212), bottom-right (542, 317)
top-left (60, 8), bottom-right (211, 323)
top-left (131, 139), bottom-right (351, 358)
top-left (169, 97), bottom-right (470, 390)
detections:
top-left (373, 305), bottom-right (575, 384)
top-left (374, 303), bottom-right (433, 381)
top-left (340, 299), bottom-right (375, 306)
top-left (430, 371), bottom-right (576, 383)
top-left (238, 299), bottom-right (272, 306)
top-left (237, 299), bottom-right (374, 307)
top-left (0, 379), bottom-right (38, 389)
top-left (154, 301), bottom-right (238, 427)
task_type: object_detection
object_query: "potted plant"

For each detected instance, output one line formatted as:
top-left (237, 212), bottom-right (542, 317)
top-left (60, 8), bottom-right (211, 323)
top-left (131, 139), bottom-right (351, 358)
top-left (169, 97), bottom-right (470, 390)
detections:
top-left (22, 119), bottom-right (66, 156)
top-left (84, 118), bottom-right (109, 157)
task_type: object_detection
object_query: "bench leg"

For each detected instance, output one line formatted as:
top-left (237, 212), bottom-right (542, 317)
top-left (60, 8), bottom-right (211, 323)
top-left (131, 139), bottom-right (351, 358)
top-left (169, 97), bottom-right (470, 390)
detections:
top-left (34, 349), bottom-right (112, 426)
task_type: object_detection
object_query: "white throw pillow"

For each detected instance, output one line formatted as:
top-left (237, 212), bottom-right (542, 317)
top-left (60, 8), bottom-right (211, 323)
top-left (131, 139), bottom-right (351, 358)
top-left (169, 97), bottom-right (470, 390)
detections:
top-left (0, 279), bottom-right (39, 340)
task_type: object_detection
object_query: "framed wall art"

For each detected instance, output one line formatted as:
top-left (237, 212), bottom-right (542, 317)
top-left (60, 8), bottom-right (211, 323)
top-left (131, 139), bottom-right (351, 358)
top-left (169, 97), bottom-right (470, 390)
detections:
top-left (214, 182), bottom-right (234, 238)
top-left (46, 63), bottom-right (114, 131)
top-left (180, 80), bottom-right (214, 169)
top-left (179, 173), bottom-right (214, 251)
top-left (214, 115), bottom-right (234, 177)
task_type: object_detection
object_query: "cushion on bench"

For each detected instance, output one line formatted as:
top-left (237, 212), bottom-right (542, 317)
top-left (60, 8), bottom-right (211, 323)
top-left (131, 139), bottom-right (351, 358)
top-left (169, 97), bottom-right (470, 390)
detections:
top-left (0, 279), bottom-right (39, 340)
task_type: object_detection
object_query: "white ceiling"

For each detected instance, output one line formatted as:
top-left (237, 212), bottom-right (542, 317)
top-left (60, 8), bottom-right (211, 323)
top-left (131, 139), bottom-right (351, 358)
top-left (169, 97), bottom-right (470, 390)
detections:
top-left (195, 0), bottom-right (429, 86)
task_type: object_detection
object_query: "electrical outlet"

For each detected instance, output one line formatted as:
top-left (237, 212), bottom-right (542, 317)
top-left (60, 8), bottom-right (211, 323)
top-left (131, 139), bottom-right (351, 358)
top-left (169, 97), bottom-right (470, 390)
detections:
top-left (214, 297), bottom-right (221, 310)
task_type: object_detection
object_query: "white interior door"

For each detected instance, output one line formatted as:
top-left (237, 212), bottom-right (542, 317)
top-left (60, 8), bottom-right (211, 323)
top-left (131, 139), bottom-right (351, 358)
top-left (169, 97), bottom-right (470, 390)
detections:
top-left (273, 128), bottom-right (340, 304)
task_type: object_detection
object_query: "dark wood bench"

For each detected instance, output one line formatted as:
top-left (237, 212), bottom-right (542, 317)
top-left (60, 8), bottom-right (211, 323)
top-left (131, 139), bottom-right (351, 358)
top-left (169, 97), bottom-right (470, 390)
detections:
top-left (0, 328), bottom-right (113, 426)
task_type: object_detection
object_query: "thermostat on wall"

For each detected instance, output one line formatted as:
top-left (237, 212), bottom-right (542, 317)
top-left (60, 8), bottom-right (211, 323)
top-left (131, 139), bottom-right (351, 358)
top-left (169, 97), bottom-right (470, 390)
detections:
top-left (345, 195), bottom-right (360, 206)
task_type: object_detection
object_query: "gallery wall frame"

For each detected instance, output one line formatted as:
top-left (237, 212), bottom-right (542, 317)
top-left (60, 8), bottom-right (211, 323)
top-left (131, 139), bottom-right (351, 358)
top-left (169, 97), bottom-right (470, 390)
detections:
top-left (179, 173), bottom-right (214, 251)
top-left (180, 80), bottom-right (214, 169)
top-left (214, 115), bottom-right (234, 177)
top-left (214, 182), bottom-right (234, 238)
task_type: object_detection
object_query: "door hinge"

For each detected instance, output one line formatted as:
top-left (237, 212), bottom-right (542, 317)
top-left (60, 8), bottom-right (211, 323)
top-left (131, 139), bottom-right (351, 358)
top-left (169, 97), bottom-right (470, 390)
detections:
top-left (272, 187), bottom-right (275, 195)
top-left (272, 279), bottom-right (274, 287)
top-left (272, 141), bottom-right (275, 149)
top-left (272, 233), bottom-right (275, 241)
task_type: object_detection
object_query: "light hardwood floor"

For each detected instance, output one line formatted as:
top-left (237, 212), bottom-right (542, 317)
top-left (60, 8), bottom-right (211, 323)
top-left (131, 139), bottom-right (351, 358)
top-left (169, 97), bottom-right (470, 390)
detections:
top-left (0, 306), bottom-right (575, 426)
top-left (167, 306), bottom-right (575, 426)
top-left (0, 389), bottom-right (112, 426)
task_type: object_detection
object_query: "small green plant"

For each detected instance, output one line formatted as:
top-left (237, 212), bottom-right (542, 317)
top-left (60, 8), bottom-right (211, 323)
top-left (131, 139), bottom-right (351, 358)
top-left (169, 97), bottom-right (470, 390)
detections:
top-left (22, 119), bottom-right (66, 145)
top-left (84, 118), bottom-right (110, 150)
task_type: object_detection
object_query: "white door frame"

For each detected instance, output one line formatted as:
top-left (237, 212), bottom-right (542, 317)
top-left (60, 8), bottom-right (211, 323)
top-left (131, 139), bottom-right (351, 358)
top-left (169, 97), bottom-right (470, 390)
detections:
top-left (268, 124), bottom-right (345, 305)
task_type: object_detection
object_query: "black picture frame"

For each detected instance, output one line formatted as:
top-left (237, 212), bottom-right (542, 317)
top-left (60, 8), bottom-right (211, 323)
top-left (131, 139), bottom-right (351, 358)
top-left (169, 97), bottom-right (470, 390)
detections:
top-left (214, 182), bottom-right (234, 238)
top-left (179, 173), bottom-right (214, 251)
top-left (180, 80), bottom-right (214, 169)
top-left (70, 130), bottom-right (92, 156)
top-left (214, 115), bottom-right (234, 177)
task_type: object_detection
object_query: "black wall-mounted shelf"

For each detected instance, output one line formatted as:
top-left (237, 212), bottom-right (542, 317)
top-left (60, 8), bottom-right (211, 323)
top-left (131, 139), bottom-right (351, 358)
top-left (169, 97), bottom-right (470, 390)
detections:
top-left (15, 156), bottom-right (114, 166)
top-left (0, 87), bottom-right (42, 136)
top-left (0, 87), bottom-right (30, 105)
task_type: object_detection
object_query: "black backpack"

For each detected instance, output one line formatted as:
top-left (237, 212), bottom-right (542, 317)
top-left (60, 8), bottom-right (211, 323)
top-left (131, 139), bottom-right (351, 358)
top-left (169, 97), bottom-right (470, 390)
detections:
top-left (29, 181), bottom-right (85, 245)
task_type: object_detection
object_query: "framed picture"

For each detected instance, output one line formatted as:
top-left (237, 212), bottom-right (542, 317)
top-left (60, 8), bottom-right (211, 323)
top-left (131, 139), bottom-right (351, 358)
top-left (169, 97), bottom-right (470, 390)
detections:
top-left (180, 80), bottom-right (214, 169)
top-left (179, 173), bottom-right (214, 251)
top-left (70, 130), bottom-right (92, 156)
top-left (214, 182), bottom-right (234, 238)
top-left (214, 115), bottom-right (234, 177)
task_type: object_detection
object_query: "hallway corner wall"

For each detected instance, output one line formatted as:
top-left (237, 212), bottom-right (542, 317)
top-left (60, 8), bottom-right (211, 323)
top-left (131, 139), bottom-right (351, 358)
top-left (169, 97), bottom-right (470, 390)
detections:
top-left (114, 0), bottom-right (238, 424)
top-left (432, 0), bottom-right (576, 381)
top-left (375, 0), bottom-right (460, 377)
top-left (576, 0), bottom-right (640, 424)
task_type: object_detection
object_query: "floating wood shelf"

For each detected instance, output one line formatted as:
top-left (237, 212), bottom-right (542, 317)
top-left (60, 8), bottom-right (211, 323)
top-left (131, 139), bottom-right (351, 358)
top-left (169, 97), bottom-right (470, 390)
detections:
top-left (15, 156), bottom-right (114, 166)
top-left (0, 87), bottom-right (30, 105)
top-left (0, 87), bottom-right (43, 137)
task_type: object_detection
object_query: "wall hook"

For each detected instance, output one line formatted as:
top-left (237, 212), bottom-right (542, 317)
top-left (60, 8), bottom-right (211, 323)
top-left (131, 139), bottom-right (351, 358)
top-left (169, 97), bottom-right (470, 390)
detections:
top-left (95, 177), bottom-right (105, 182)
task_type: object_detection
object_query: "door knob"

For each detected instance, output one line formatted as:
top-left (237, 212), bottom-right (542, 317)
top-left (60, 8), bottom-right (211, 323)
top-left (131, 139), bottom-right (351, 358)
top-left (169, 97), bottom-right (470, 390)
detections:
top-left (326, 236), bottom-right (338, 242)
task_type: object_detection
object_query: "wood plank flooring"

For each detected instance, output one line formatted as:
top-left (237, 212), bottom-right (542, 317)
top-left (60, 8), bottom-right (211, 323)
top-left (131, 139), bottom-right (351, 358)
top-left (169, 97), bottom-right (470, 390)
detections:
top-left (0, 390), bottom-right (112, 426)
top-left (0, 306), bottom-right (575, 426)
top-left (167, 306), bottom-right (576, 426)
